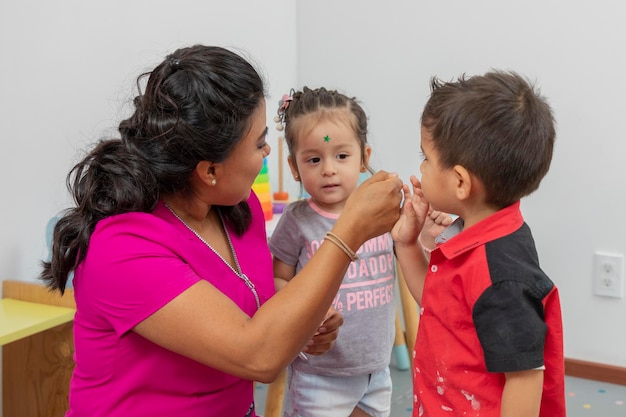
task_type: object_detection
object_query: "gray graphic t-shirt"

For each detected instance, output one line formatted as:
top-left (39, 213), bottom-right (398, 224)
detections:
top-left (269, 199), bottom-right (396, 376)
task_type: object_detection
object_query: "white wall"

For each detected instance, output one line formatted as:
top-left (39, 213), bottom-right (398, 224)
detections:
top-left (0, 0), bottom-right (299, 285)
top-left (296, 1), bottom-right (626, 367)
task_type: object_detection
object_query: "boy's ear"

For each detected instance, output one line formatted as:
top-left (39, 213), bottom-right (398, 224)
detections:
top-left (453, 165), bottom-right (472, 200)
top-left (287, 156), bottom-right (300, 181)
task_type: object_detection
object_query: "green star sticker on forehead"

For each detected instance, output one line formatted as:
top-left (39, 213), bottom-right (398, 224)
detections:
top-left (323, 135), bottom-right (331, 142)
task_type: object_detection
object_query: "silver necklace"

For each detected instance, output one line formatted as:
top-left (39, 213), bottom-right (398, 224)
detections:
top-left (164, 203), bottom-right (260, 309)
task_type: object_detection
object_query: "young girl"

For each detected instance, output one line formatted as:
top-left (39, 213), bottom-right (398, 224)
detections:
top-left (269, 87), bottom-right (396, 417)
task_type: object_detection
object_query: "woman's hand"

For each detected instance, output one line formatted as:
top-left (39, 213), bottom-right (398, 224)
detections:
top-left (303, 308), bottom-right (343, 356)
top-left (337, 171), bottom-right (403, 246)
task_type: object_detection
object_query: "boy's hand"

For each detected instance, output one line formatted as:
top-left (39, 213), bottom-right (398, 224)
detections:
top-left (392, 175), bottom-right (430, 245)
top-left (418, 209), bottom-right (453, 251)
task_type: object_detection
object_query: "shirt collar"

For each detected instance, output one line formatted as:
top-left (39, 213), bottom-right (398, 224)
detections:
top-left (436, 201), bottom-right (524, 259)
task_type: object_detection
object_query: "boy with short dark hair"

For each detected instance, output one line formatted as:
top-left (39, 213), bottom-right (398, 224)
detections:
top-left (393, 71), bottom-right (565, 417)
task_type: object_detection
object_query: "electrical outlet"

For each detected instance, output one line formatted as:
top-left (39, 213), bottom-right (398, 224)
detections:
top-left (593, 252), bottom-right (624, 298)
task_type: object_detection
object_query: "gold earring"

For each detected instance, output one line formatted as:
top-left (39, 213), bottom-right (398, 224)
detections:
top-left (294, 175), bottom-right (300, 181)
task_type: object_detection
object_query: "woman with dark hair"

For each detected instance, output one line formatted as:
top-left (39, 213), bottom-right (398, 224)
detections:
top-left (41, 45), bottom-right (402, 417)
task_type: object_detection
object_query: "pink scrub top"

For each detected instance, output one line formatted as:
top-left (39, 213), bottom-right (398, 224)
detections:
top-left (67, 192), bottom-right (275, 417)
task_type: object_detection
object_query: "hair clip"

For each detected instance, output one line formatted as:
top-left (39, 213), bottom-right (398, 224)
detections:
top-left (274, 90), bottom-right (294, 132)
top-left (167, 55), bottom-right (181, 70)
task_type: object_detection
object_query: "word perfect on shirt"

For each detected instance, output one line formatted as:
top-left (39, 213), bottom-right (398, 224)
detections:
top-left (306, 235), bottom-right (395, 313)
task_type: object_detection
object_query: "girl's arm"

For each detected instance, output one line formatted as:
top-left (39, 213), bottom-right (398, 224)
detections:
top-left (273, 257), bottom-right (296, 291)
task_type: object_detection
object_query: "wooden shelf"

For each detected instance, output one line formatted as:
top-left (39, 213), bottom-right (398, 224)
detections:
top-left (2, 280), bottom-right (76, 417)
top-left (0, 298), bottom-right (75, 345)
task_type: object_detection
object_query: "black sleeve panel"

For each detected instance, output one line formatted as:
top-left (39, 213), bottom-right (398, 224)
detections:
top-left (474, 224), bottom-right (554, 373)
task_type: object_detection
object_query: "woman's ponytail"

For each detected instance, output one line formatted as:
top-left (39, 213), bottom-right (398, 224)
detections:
top-left (41, 139), bottom-right (158, 293)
